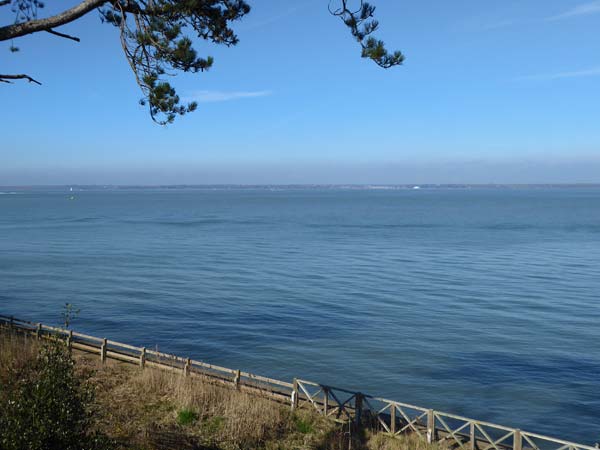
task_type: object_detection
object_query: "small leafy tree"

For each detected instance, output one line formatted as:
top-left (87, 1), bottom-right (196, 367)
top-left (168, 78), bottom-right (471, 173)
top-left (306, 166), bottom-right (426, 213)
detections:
top-left (0, 339), bottom-right (113, 450)
top-left (62, 302), bottom-right (80, 329)
top-left (0, 0), bottom-right (404, 124)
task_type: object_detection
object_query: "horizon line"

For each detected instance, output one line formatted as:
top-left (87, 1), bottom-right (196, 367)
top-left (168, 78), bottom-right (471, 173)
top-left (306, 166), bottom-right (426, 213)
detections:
top-left (3, 183), bottom-right (600, 189)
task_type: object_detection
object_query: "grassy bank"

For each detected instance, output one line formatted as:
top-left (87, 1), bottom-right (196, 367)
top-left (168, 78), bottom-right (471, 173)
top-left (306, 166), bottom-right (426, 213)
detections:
top-left (0, 330), bottom-right (447, 450)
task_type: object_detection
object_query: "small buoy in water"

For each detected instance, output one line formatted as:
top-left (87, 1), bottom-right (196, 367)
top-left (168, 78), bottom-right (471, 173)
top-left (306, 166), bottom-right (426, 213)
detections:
top-left (69, 196), bottom-right (75, 200)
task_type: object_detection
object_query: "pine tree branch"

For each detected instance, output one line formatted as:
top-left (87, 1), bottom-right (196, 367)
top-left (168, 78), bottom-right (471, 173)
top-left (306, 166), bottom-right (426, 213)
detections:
top-left (0, 73), bottom-right (42, 84)
top-left (0, 0), bottom-right (107, 41)
top-left (330, 0), bottom-right (404, 69)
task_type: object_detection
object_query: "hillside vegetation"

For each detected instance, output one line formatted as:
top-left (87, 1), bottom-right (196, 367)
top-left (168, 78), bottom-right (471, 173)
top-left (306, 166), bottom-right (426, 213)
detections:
top-left (0, 330), bottom-right (447, 450)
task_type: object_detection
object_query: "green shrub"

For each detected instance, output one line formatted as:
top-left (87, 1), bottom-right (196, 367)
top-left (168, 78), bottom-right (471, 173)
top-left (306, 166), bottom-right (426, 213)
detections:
top-left (176, 408), bottom-right (199, 426)
top-left (294, 416), bottom-right (314, 434)
top-left (0, 339), bottom-right (114, 450)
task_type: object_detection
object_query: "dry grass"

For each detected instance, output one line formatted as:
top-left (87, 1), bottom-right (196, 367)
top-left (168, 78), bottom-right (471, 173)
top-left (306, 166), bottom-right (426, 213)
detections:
top-left (367, 431), bottom-right (450, 450)
top-left (81, 354), bottom-right (338, 449)
top-left (128, 367), bottom-right (297, 448)
top-left (1, 330), bottom-right (447, 450)
top-left (0, 330), bottom-right (40, 382)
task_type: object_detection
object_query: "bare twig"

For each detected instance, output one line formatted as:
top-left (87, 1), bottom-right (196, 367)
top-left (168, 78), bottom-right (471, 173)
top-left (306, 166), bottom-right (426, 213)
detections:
top-left (46, 28), bottom-right (80, 42)
top-left (0, 73), bottom-right (42, 84)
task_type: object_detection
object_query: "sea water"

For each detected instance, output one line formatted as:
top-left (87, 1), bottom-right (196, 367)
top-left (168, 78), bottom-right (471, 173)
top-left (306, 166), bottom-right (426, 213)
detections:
top-left (1, 187), bottom-right (599, 443)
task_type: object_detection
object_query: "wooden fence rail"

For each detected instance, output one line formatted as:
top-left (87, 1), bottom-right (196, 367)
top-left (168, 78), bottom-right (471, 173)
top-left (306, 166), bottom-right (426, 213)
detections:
top-left (0, 314), bottom-right (595, 450)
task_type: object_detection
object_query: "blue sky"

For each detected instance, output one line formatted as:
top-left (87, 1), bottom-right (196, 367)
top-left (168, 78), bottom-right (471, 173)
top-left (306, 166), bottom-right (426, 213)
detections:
top-left (1, 0), bottom-right (600, 184)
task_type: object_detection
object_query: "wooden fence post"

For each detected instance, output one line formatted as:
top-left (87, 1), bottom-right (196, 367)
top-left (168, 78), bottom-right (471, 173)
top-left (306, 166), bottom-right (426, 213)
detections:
top-left (323, 387), bottom-right (329, 415)
top-left (427, 409), bottom-right (435, 443)
top-left (470, 421), bottom-right (476, 450)
top-left (100, 338), bottom-right (107, 363)
top-left (184, 358), bottom-right (191, 376)
top-left (514, 430), bottom-right (522, 450)
top-left (36, 323), bottom-right (42, 340)
top-left (291, 379), bottom-right (299, 410)
top-left (355, 393), bottom-right (363, 428)
top-left (9, 316), bottom-right (14, 331)
top-left (233, 369), bottom-right (241, 388)
top-left (390, 404), bottom-right (396, 434)
top-left (139, 347), bottom-right (146, 368)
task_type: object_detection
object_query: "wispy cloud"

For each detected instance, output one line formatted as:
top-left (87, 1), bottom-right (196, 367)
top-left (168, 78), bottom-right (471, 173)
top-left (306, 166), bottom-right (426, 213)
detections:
top-left (475, 1), bottom-right (600, 31)
top-left (184, 90), bottom-right (272, 103)
top-left (236, 0), bottom-right (320, 32)
top-left (515, 66), bottom-right (600, 81)
top-left (545, 1), bottom-right (600, 21)
top-left (237, 4), bottom-right (307, 32)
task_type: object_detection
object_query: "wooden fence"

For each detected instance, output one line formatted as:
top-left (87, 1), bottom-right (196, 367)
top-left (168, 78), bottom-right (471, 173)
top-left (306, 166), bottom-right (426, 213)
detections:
top-left (0, 315), bottom-right (595, 450)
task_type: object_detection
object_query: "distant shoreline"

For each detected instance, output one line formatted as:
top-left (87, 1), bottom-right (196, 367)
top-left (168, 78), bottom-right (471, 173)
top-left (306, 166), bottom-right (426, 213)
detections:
top-left (2, 183), bottom-right (600, 191)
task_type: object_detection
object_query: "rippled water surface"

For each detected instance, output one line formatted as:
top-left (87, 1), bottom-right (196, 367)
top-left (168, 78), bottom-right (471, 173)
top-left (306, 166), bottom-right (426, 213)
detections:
top-left (1, 187), bottom-right (599, 443)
